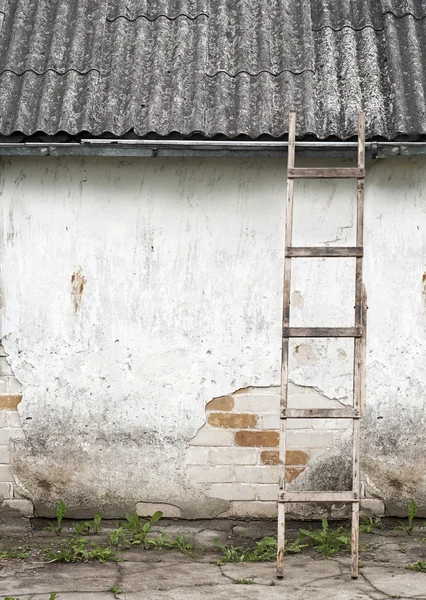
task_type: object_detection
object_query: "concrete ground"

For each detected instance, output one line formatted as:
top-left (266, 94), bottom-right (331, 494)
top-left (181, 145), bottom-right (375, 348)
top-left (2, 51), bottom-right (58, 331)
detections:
top-left (1, 520), bottom-right (426, 599)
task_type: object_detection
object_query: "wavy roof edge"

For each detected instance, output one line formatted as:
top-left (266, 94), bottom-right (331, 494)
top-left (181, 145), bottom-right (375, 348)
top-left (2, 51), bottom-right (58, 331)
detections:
top-left (0, 0), bottom-right (426, 141)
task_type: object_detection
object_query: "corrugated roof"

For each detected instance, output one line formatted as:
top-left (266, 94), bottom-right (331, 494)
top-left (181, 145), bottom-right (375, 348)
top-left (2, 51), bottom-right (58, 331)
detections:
top-left (0, 0), bottom-right (425, 139)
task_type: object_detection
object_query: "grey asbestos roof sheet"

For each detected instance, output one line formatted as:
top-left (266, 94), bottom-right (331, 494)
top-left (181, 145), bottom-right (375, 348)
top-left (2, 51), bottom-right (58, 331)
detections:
top-left (0, 0), bottom-right (425, 139)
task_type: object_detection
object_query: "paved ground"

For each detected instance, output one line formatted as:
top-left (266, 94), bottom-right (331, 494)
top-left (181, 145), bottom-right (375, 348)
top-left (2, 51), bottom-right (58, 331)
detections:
top-left (1, 520), bottom-right (426, 599)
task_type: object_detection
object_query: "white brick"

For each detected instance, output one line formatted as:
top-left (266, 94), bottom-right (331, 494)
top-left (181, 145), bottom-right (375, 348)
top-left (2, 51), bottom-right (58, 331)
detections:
top-left (288, 394), bottom-right (342, 410)
top-left (210, 447), bottom-right (258, 465)
top-left (254, 387), bottom-right (280, 396)
top-left (0, 428), bottom-right (11, 445)
top-left (231, 501), bottom-right (277, 518)
top-left (6, 378), bottom-right (22, 394)
top-left (360, 499), bottom-right (386, 517)
top-left (233, 395), bottom-right (279, 413)
top-left (0, 465), bottom-right (14, 482)
top-left (313, 419), bottom-right (351, 431)
top-left (8, 428), bottom-right (25, 440)
top-left (257, 484), bottom-right (278, 501)
top-left (187, 466), bottom-right (235, 483)
top-left (235, 466), bottom-right (278, 484)
top-left (0, 482), bottom-right (12, 499)
top-left (190, 428), bottom-right (234, 446)
top-left (261, 414), bottom-right (279, 429)
top-left (186, 447), bottom-right (209, 465)
top-left (3, 499), bottom-right (34, 517)
top-left (262, 414), bottom-right (314, 430)
top-left (289, 418), bottom-right (313, 429)
top-left (0, 377), bottom-right (8, 393)
top-left (6, 411), bottom-right (22, 428)
top-left (136, 502), bottom-right (181, 518)
top-left (0, 445), bottom-right (10, 464)
top-left (287, 430), bottom-right (334, 449)
top-left (0, 358), bottom-right (13, 376)
top-left (0, 412), bottom-right (7, 427)
top-left (208, 483), bottom-right (256, 501)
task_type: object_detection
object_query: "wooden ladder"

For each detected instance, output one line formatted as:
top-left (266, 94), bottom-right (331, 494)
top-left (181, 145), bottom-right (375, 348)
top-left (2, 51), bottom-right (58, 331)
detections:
top-left (277, 112), bottom-right (366, 580)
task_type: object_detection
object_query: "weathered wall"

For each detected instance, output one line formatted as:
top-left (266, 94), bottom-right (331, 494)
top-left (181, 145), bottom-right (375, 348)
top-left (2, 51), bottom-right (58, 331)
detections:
top-left (0, 155), bottom-right (425, 519)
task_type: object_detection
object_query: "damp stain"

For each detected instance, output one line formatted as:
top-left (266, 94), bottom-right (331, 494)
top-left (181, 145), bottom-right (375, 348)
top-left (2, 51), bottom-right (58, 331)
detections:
top-left (71, 268), bottom-right (87, 313)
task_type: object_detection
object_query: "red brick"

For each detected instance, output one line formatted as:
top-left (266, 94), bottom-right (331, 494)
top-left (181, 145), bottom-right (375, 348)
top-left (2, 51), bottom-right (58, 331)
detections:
top-left (286, 466), bottom-right (305, 483)
top-left (208, 413), bottom-right (257, 429)
top-left (0, 394), bottom-right (22, 410)
top-left (235, 430), bottom-right (279, 448)
top-left (206, 396), bottom-right (234, 411)
top-left (260, 450), bottom-right (308, 466)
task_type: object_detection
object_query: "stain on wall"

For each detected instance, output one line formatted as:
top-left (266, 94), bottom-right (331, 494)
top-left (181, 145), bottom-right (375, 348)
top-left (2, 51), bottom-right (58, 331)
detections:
top-left (71, 269), bottom-right (87, 313)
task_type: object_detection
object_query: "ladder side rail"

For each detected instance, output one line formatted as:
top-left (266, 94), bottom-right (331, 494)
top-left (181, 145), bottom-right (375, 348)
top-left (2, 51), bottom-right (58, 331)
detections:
top-left (277, 111), bottom-right (296, 579)
top-left (351, 111), bottom-right (365, 579)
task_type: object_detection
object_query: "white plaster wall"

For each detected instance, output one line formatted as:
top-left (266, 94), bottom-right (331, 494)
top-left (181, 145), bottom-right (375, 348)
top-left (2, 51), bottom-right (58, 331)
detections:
top-left (0, 155), bottom-right (425, 517)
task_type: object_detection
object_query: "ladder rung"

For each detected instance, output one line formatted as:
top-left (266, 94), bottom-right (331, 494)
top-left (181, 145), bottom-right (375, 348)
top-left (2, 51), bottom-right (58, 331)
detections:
top-left (288, 167), bottom-right (365, 179)
top-left (279, 491), bottom-right (358, 503)
top-left (282, 408), bottom-right (360, 419)
top-left (286, 247), bottom-right (363, 258)
top-left (283, 327), bottom-right (362, 338)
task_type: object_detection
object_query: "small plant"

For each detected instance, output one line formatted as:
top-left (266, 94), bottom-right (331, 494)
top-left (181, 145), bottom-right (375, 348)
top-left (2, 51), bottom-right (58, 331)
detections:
top-left (109, 525), bottom-right (128, 548)
top-left (46, 500), bottom-right (67, 536)
top-left (215, 535), bottom-right (306, 565)
top-left (109, 586), bottom-right (123, 596)
top-left (123, 511), bottom-right (163, 543)
top-left (360, 516), bottom-right (383, 533)
top-left (299, 518), bottom-right (351, 557)
top-left (144, 533), bottom-right (171, 549)
top-left (397, 501), bottom-right (418, 535)
top-left (0, 543), bottom-right (30, 559)
top-left (44, 536), bottom-right (120, 563)
top-left (73, 512), bottom-right (103, 536)
top-left (168, 535), bottom-right (194, 555)
top-left (270, 580), bottom-right (277, 586)
top-left (406, 560), bottom-right (426, 573)
top-left (234, 578), bottom-right (255, 584)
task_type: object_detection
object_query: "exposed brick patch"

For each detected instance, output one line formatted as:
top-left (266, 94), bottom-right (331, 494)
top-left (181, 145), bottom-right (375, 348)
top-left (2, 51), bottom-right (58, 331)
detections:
top-left (206, 396), bottom-right (234, 411)
top-left (260, 449), bottom-right (308, 466)
top-left (260, 450), bottom-right (279, 465)
top-left (286, 466), bottom-right (305, 483)
top-left (0, 395), bottom-right (22, 410)
top-left (235, 430), bottom-right (279, 447)
top-left (208, 413), bottom-right (257, 429)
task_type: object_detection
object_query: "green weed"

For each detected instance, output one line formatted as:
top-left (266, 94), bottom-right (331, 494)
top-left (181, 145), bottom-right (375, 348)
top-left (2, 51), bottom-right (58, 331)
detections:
top-left (234, 578), bottom-right (255, 584)
top-left (300, 518), bottom-right (351, 557)
top-left (44, 536), bottom-right (120, 563)
top-left (122, 511), bottom-right (163, 544)
top-left (215, 535), bottom-right (306, 565)
top-left (46, 500), bottom-right (67, 536)
top-left (168, 535), bottom-right (194, 555)
top-left (109, 586), bottom-right (123, 596)
top-left (0, 544), bottom-right (30, 559)
top-left (143, 532), bottom-right (194, 554)
top-left (73, 512), bottom-right (102, 536)
top-left (359, 516), bottom-right (383, 533)
top-left (406, 560), bottom-right (426, 573)
top-left (397, 501), bottom-right (418, 535)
